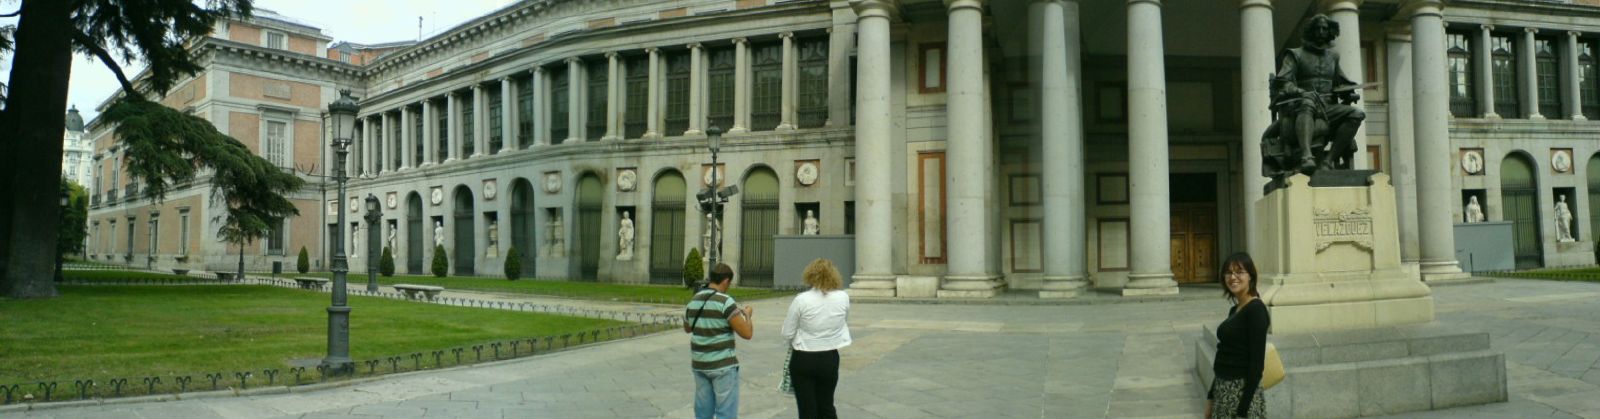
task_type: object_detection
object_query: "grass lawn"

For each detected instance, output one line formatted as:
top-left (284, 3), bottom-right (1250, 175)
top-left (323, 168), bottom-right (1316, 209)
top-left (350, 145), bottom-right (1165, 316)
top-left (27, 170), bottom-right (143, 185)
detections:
top-left (287, 271), bottom-right (787, 302)
top-left (1487, 267), bottom-right (1600, 281)
top-left (63, 270), bottom-right (197, 282)
top-left (0, 285), bottom-right (628, 394)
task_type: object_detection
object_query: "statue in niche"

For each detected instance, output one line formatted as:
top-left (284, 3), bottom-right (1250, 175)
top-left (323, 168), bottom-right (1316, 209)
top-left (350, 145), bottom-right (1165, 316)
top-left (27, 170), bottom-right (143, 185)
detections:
top-left (1464, 196), bottom-right (1485, 223)
top-left (703, 212), bottom-right (721, 260)
top-left (617, 211), bottom-right (635, 260)
top-left (802, 210), bottom-right (820, 235)
top-left (1260, 14), bottom-right (1367, 182)
top-left (350, 223), bottom-right (361, 258)
top-left (547, 215), bottom-right (565, 257)
top-left (486, 219), bottom-right (500, 258)
top-left (434, 220), bottom-right (445, 248)
top-left (1556, 195), bottom-right (1575, 242)
top-left (386, 222), bottom-right (397, 251)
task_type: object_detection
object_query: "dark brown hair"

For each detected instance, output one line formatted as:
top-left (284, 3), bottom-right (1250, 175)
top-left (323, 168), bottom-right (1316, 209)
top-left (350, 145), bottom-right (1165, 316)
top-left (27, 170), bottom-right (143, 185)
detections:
top-left (710, 263), bottom-right (735, 285)
top-left (1220, 252), bottom-right (1260, 303)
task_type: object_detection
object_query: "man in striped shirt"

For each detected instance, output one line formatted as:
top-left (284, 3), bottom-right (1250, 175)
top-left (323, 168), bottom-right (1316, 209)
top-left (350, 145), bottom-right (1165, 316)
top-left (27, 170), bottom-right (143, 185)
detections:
top-left (684, 263), bottom-right (753, 418)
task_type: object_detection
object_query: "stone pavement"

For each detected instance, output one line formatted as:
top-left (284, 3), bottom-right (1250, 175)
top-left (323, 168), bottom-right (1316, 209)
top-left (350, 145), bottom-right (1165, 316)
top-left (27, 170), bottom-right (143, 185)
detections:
top-left (13, 278), bottom-right (1600, 418)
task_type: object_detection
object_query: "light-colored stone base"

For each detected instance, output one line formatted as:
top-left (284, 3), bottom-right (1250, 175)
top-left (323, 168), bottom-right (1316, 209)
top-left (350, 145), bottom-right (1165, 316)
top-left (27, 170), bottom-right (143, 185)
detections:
top-left (1420, 271), bottom-right (1472, 282)
top-left (895, 276), bottom-right (939, 298)
top-left (1120, 286), bottom-right (1178, 296)
top-left (847, 288), bottom-right (896, 298)
top-left (1195, 323), bottom-right (1506, 418)
top-left (936, 289), bottom-right (1000, 298)
top-left (1038, 290), bottom-right (1081, 299)
top-left (1269, 296), bottom-right (1435, 333)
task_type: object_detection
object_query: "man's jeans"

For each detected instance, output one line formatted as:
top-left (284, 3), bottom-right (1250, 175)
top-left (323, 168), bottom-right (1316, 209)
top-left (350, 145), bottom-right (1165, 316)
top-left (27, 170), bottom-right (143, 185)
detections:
top-left (693, 366), bottom-right (740, 418)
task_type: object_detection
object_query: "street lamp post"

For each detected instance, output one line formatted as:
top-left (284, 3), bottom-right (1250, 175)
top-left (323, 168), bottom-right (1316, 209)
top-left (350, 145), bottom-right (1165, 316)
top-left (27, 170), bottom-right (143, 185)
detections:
top-left (697, 125), bottom-right (737, 281)
top-left (323, 89), bottom-right (359, 375)
top-left (364, 194), bottom-right (381, 292)
top-left (55, 190), bottom-right (69, 282)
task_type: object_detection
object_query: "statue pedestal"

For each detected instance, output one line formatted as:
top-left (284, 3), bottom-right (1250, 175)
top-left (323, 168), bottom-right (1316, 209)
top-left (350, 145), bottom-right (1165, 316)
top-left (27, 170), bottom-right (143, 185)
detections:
top-left (1255, 172), bottom-right (1433, 333)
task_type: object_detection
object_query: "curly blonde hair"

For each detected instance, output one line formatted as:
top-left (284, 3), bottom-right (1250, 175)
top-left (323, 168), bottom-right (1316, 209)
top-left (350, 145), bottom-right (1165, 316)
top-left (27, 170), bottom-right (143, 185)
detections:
top-left (802, 258), bottom-right (843, 292)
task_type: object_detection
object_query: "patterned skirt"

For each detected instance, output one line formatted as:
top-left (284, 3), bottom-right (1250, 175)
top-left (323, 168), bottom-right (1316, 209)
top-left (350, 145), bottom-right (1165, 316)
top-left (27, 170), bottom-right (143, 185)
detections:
top-left (1210, 377), bottom-right (1266, 418)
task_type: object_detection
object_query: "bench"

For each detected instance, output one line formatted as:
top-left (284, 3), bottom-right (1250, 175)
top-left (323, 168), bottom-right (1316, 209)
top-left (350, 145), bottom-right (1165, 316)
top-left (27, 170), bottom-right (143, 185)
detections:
top-left (293, 277), bottom-right (330, 290)
top-left (393, 284), bottom-right (445, 301)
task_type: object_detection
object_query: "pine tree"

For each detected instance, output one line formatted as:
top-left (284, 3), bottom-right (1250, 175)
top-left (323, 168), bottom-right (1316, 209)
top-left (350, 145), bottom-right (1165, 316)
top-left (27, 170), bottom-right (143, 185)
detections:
top-left (296, 246), bottom-right (309, 274)
top-left (683, 247), bottom-right (703, 289)
top-left (504, 246), bottom-right (522, 280)
top-left (431, 244), bottom-right (448, 278)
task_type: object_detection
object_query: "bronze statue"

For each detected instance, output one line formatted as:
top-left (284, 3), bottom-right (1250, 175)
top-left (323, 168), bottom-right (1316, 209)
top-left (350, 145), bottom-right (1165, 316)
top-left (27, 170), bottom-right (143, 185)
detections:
top-left (1261, 14), bottom-right (1366, 182)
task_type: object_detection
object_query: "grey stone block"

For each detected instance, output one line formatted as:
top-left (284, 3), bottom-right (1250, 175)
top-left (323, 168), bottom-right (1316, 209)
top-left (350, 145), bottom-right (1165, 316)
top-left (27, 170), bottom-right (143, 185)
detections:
top-left (1407, 332), bottom-right (1491, 356)
top-left (1290, 366), bottom-right (1360, 419)
top-left (1429, 351), bottom-right (1507, 409)
top-left (1357, 358), bottom-right (1433, 416)
top-left (1321, 340), bottom-right (1410, 364)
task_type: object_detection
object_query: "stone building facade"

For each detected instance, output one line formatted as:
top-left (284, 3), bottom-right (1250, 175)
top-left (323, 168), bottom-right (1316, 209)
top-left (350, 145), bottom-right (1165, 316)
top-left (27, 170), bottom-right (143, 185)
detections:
top-left (83, 0), bottom-right (1600, 296)
top-left (62, 106), bottom-right (92, 187)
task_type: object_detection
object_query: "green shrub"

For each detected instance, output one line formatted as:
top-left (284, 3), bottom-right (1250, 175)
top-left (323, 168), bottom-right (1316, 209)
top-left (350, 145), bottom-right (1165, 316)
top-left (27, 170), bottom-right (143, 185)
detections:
top-left (504, 247), bottom-right (522, 280)
top-left (296, 247), bottom-right (309, 274)
top-left (683, 247), bottom-right (703, 289)
top-left (431, 245), bottom-right (448, 278)
top-left (379, 247), bottom-right (395, 277)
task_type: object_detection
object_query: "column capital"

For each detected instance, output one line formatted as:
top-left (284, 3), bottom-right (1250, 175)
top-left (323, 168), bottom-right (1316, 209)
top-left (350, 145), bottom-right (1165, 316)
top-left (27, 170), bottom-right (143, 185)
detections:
top-left (1400, 0), bottom-right (1443, 18)
top-left (645, 47), bottom-right (660, 54)
top-left (779, 31), bottom-right (794, 40)
top-left (1525, 27), bottom-right (1539, 35)
top-left (1241, 0), bottom-right (1273, 10)
top-left (530, 66), bottom-right (544, 75)
top-left (470, 83), bottom-right (483, 91)
top-left (605, 51), bottom-right (619, 59)
top-left (944, 0), bottom-right (986, 12)
top-left (565, 57), bottom-right (582, 64)
top-left (1127, 0), bottom-right (1163, 6)
top-left (1386, 21), bottom-right (1413, 41)
top-left (1320, 0), bottom-right (1360, 12)
top-left (687, 42), bottom-right (704, 50)
top-left (1571, 30), bottom-right (1583, 38)
top-left (732, 37), bottom-right (748, 45)
top-left (1480, 24), bottom-right (1494, 32)
top-left (849, 0), bottom-right (901, 21)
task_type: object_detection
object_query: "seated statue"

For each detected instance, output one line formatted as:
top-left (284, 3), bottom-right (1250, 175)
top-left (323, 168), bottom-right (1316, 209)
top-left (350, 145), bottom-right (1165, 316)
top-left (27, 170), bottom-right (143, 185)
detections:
top-left (1261, 14), bottom-right (1367, 183)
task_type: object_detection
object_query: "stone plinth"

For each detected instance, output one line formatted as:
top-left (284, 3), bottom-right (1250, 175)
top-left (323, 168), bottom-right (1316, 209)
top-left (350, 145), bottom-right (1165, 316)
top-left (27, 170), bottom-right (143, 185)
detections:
top-left (1195, 323), bottom-right (1506, 418)
top-left (895, 276), bottom-right (939, 298)
top-left (1256, 172), bottom-right (1434, 333)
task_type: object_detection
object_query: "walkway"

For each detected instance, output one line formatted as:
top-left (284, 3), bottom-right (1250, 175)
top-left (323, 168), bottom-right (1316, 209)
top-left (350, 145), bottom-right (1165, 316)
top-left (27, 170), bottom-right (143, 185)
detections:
top-left (11, 278), bottom-right (1600, 418)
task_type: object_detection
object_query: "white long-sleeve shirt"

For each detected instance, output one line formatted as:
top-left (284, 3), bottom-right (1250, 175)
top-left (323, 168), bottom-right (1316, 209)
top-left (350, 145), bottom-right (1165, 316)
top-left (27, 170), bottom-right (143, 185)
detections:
top-left (781, 288), bottom-right (852, 352)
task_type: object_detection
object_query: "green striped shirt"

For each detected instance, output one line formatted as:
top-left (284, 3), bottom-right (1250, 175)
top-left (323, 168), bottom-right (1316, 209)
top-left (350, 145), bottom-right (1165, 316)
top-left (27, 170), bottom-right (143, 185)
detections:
top-left (684, 289), bottom-right (740, 371)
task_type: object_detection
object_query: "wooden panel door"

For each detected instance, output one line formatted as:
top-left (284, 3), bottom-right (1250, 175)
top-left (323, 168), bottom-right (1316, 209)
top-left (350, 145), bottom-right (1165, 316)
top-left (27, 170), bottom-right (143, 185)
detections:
top-left (1170, 204), bottom-right (1217, 284)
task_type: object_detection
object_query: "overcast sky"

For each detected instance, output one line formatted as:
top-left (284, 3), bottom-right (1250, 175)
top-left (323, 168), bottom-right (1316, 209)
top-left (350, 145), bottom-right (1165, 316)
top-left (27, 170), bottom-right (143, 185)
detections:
top-left (1, 0), bottom-right (517, 123)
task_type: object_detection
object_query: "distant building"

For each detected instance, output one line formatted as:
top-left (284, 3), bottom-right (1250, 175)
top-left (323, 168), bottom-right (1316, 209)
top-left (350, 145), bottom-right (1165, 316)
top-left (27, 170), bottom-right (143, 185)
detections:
top-left (61, 106), bottom-right (90, 187)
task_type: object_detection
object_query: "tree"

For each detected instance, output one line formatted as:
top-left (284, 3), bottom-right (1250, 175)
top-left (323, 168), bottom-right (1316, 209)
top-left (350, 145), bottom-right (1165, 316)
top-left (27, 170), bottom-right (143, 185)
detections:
top-left (431, 245), bottom-right (448, 278)
top-left (379, 247), bottom-right (394, 277)
top-left (683, 247), bottom-right (703, 289)
top-left (295, 246), bottom-right (309, 274)
top-left (57, 180), bottom-right (88, 257)
top-left (504, 247), bottom-right (521, 281)
top-left (0, 0), bottom-right (255, 298)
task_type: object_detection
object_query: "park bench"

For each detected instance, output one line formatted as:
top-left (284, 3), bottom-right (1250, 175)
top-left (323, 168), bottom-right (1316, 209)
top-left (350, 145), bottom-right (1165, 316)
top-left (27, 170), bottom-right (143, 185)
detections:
top-left (293, 277), bottom-right (330, 290)
top-left (394, 284), bottom-right (445, 301)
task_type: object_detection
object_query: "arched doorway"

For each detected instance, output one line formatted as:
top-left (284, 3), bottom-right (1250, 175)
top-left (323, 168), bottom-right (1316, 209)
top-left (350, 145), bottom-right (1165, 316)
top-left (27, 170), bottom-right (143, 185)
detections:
top-left (1589, 154), bottom-right (1600, 262)
top-left (453, 186), bottom-right (477, 275)
top-left (650, 171), bottom-right (687, 284)
top-left (740, 167), bottom-right (779, 287)
top-left (1502, 154), bottom-right (1543, 269)
top-left (406, 193), bottom-right (424, 274)
top-left (511, 179), bottom-right (537, 278)
top-left (576, 174), bottom-right (603, 281)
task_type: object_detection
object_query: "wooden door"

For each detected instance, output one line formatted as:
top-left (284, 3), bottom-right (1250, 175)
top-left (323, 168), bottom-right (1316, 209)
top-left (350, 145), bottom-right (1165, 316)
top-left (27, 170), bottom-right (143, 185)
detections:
top-left (1170, 204), bottom-right (1217, 284)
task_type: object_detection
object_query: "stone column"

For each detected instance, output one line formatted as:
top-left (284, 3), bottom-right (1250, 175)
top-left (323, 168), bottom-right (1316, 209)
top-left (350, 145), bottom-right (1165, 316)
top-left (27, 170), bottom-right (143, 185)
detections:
top-left (472, 84), bottom-right (487, 156)
top-left (359, 117), bottom-right (372, 175)
top-left (533, 67), bottom-right (548, 145)
top-left (604, 52), bottom-right (621, 141)
top-left (567, 58), bottom-right (584, 143)
top-left (730, 38), bottom-right (751, 134)
top-left (502, 77), bottom-right (516, 151)
top-left (400, 106), bottom-right (412, 170)
top-left (1241, 0), bottom-right (1273, 255)
top-left (380, 113), bottom-right (393, 173)
top-left (422, 99), bottom-right (436, 166)
top-left (1522, 28), bottom-right (1543, 119)
top-left (940, 0), bottom-right (1001, 298)
top-left (1125, 0), bottom-right (1177, 294)
top-left (1409, 0), bottom-right (1469, 281)
top-left (1325, 0), bottom-right (1368, 168)
top-left (778, 32), bottom-right (798, 131)
top-left (1038, 0), bottom-right (1086, 298)
top-left (687, 43), bottom-right (706, 136)
top-left (846, 0), bottom-right (897, 298)
top-left (447, 91), bottom-right (460, 161)
top-left (645, 47), bottom-right (663, 139)
top-left (1477, 25), bottom-right (1498, 118)
top-left (1566, 31), bottom-right (1585, 120)
top-left (1388, 22), bottom-right (1421, 274)
top-left (827, 22), bottom-right (854, 127)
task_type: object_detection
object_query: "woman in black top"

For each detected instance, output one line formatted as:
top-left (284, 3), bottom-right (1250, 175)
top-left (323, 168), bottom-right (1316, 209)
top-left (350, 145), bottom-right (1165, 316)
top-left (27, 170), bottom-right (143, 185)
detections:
top-left (1206, 252), bottom-right (1269, 419)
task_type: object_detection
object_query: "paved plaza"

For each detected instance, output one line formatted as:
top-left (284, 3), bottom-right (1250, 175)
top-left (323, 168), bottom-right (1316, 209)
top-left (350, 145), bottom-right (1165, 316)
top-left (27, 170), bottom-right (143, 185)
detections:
top-left (12, 278), bottom-right (1600, 418)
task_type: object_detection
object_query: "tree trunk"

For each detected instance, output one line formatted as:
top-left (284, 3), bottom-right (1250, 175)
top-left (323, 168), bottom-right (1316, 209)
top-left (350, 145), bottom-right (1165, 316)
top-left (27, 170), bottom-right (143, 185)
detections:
top-left (1, 0), bottom-right (74, 298)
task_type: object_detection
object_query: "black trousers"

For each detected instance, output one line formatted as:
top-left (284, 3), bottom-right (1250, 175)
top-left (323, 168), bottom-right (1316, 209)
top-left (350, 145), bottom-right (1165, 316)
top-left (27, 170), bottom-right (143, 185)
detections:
top-left (790, 349), bottom-right (840, 419)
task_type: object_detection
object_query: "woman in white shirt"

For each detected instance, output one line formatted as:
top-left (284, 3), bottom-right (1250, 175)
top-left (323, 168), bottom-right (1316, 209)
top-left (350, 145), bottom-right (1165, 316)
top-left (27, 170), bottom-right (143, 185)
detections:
top-left (781, 258), bottom-right (851, 419)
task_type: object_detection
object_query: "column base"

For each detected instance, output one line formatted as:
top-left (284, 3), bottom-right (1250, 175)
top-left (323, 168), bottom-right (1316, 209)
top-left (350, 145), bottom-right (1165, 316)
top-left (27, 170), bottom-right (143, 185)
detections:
top-left (1125, 272), bottom-right (1177, 289)
top-left (1039, 274), bottom-right (1087, 299)
top-left (1483, 112), bottom-right (1500, 119)
top-left (1573, 115), bottom-right (1588, 121)
top-left (602, 135), bottom-right (619, 141)
top-left (1120, 286), bottom-right (1179, 296)
top-left (1419, 260), bottom-right (1469, 282)
top-left (937, 274), bottom-right (1002, 298)
top-left (728, 126), bottom-right (749, 134)
top-left (775, 123), bottom-right (796, 131)
top-left (684, 129), bottom-right (704, 137)
top-left (419, 162), bottom-right (435, 168)
top-left (643, 132), bottom-right (661, 140)
top-left (1530, 114), bottom-right (1546, 120)
top-left (849, 273), bottom-right (896, 298)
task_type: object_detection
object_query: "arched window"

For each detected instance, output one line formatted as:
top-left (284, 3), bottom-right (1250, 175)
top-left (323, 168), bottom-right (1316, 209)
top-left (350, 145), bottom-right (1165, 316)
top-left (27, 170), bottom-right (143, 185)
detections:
top-left (406, 193), bottom-right (424, 273)
top-left (576, 174), bottom-right (604, 280)
top-left (650, 171), bottom-right (687, 284)
top-left (1501, 154), bottom-right (1542, 269)
top-left (511, 179), bottom-right (537, 277)
top-left (740, 168), bottom-right (780, 287)
top-left (453, 186), bottom-right (477, 275)
top-left (1491, 34), bottom-right (1519, 118)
